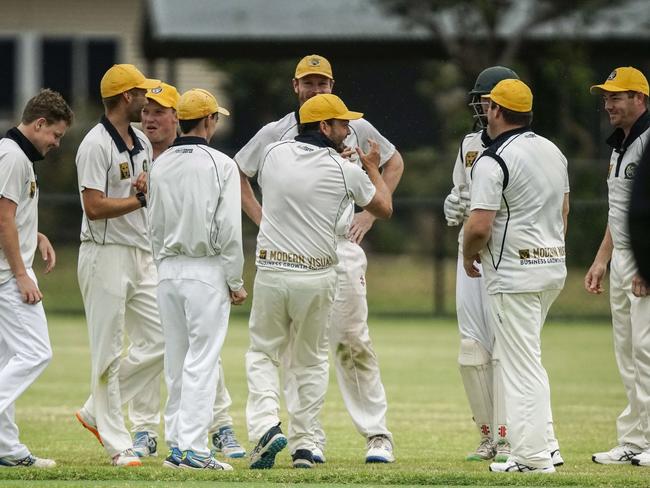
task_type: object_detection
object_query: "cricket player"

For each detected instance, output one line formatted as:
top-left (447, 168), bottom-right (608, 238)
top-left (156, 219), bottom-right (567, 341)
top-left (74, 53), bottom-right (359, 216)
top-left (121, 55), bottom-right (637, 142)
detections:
top-left (586, 67), bottom-right (650, 466)
top-left (236, 54), bottom-right (403, 464)
top-left (148, 88), bottom-right (246, 470)
top-left (444, 66), bottom-right (518, 462)
top-left (245, 93), bottom-right (393, 470)
top-left (75, 64), bottom-right (165, 467)
top-left (0, 89), bottom-right (73, 468)
top-left (463, 79), bottom-right (569, 474)
top-left (139, 83), bottom-right (246, 459)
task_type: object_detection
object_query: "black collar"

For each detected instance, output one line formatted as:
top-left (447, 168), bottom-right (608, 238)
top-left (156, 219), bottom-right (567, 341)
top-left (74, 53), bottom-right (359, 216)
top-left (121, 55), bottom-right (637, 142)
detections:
top-left (489, 126), bottom-right (530, 150)
top-left (100, 115), bottom-right (144, 155)
top-left (480, 128), bottom-right (493, 147)
top-left (606, 111), bottom-right (650, 152)
top-left (294, 131), bottom-right (338, 150)
top-left (170, 136), bottom-right (209, 147)
top-left (5, 127), bottom-right (43, 162)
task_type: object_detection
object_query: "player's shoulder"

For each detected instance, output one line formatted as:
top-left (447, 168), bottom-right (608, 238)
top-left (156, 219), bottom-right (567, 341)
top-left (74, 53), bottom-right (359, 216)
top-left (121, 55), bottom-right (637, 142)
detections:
top-left (258, 112), bottom-right (297, 140)
top-left (0, 138), bottom-right (28, 168)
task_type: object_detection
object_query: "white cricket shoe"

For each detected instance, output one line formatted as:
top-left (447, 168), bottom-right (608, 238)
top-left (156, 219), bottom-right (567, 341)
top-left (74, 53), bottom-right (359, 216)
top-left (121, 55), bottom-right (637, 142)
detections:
top-left (365, 435), bottom-right (395, 463)
top-left (631, 450), bottom-right (650, 467)
top-left (592, 444), bottom-right (642, 464)
top-left (490, 459), bottom-right (555, 474)
top-left (133, 431), bottom-right (158, 457)
top-left (0, 454), bottom-right (56, 468)
top-left (312, 446), bottom-right (326, 463)
top-left (466, 438), bottom-right (496, 461)
top-left (551, 448), bottom-right (564, 466)
top-left (112, 448), bottom-right (142, 467)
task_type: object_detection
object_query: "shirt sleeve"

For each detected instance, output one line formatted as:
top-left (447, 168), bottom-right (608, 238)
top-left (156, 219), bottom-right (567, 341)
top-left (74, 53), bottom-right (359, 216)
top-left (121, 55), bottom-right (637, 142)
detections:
top-left (234, 123), bottom-right (280, 178)
top-left (214, 157), bottom-right (245, 291)
top-left (76, 137), bottom-right (110, 192)
top-left (0, 152), bottom-right (26, 204)
top-left (349, 118), bottom-right (396, 167)
top-left (452, 137), bottom-right (469, 188)
top-left (342, 160), bottom-right (376, 208)
top-left (470, 156), bottom-right (504, 211)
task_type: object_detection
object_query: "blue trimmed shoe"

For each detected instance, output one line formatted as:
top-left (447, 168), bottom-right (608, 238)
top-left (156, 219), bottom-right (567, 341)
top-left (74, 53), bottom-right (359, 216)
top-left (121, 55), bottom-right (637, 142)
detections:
top-left (249, 423), bottom-right (287, 469)
top-left (211, 426), bottom-right (246, 458)
top-left (0, 454), bottom-right (56, 468)
top-left (179, 450), bottom-right (233, 470)
top-left (162, 447), bottom-right (182, 469)
top-left (133, 431), bottom-right (158, 457)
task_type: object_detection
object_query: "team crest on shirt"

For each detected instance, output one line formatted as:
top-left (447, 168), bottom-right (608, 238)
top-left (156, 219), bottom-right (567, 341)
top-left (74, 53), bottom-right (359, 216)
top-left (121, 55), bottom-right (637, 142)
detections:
top-left (465, 151), bottom-right (479, 168)
top-left (624, 163), bottom-right (637, 180)
top-left (119, 162), bottom-right (130, 180)
top-left (29, 181), bottom-right (36, 198)
top-left (143, 160), bottom-right (149, 172)
top-left (259, 249), bottom-right (267, 260)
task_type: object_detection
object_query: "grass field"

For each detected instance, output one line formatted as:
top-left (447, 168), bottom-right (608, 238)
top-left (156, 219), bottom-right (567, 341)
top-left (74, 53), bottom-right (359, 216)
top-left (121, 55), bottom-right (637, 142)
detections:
top-left (0, 314), bottom-right (646, 487)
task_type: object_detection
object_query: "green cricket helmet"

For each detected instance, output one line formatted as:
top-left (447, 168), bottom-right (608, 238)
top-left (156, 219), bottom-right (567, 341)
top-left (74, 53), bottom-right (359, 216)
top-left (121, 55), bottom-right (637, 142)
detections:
top-left (469, 66), bottom-right (519, 129)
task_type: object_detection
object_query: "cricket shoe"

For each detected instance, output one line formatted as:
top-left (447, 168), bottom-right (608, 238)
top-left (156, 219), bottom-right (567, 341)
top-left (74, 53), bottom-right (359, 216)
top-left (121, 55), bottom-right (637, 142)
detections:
top-left (249, 423), bottom-right (287, 469)
top-left (0, 454), bottom-right (56, 468)
top-left (292, 449), bottom-right (314, 469)
top-left (466, 438), bottom-right (496, 461)
top-left (490, 459), bottom-right (556, 474)
top-left (494, 440), bottom-right (510, 462)
top-left (133, 431), bottom-right (158, 457)
top-left (112, 448), bottom-right (142, 467)
top-left (179, 450), bottom-right (233, 470)
top-left (75, 408), bottom-right (103, 446)
top-left (312, 446), bottom-right (326, 464)
top-left (632, 450), bottom-right (650, 467)
top-left (592, 443), bottom-right (642, 464)
top-left (551, 449), bottom-right (564, 466)
top-left (211, 426), bottom-right (246, 458)
top-left (162, 447), bottom-right (182, 469)
top-left (365, 435), bottom-right (395, 463)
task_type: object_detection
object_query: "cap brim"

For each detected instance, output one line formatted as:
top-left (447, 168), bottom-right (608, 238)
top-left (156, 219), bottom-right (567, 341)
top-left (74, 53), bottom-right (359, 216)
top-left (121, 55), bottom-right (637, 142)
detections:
top-left (590, 83), bottom-right (628, 94)
top-left (136, 78), bottom-right (162, 90)
top-left (337, 110), bottom-right (363, 121)
top-left (295, 71), bottom-right (333, 80)
top-left (217, 107), bottom-right (230, 117)
top-left (145, 94), bottom-right (174, 109)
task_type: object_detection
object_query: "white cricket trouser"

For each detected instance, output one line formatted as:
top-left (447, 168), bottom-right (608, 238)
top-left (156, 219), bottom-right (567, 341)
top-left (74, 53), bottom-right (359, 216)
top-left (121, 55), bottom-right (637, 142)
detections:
top-left (246, 268), bottom-right (336, 454)
top-left (610, 248), bottom-right (650, 449)
top-left (127, 373), bottom-right (161, 435)
top-left (456, 251), bottom-right (493, 352)
top-left (489, 290), bottom-right (561, 468)
top-left (78, 242), bottom-right (165, 457)
top-left (0, 269), bottom-right (52, 460)
top-left (284, 239), bottom-right (392, 449)
top-left (157, 256), bottom-right (231, 458)
top-left (209, 359), bottom-right (234, 434)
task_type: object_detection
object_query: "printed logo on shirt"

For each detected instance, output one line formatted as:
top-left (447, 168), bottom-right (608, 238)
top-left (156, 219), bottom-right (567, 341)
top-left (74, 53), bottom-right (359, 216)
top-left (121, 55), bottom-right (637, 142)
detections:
top-left (465, 151), bottom-right (479, 168)
top-left (143, 160), bottom-right (149, 172)
top-left (257, 249), bottom-right (333, 270)
top-left (518, 246), bottom-right (566, 265)
top-left (259, 249), bottom-right (267, 260)
top-left (29, 181), bottom-right (36, 198)
top-left (624, 162), bottom-right (637, 180)
top-left (119, 162), bottom-right (130, 180)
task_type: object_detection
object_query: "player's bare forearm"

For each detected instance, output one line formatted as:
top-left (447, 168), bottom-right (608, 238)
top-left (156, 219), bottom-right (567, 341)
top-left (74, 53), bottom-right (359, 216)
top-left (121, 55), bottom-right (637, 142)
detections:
top-left (463, 209), bottom-right (495, 258)
top-left (562, 193), bottom-right (570, 237)
top-left (593, 225), bottom-right (614, 266)
top-left (381, 150), bottom-right (404, 194)
top-left (584, 225), bottom-right (613, 294)
top-left (0, 198), bottom-right (28, 278)
top-left (364, 167), bottom-right (393, 219)
top-left (239, 170), bottom-right (262, 226)
top-left (37, 232), bottom-right (56, 273)
top-left (82, 189), bottom-right (142, 220)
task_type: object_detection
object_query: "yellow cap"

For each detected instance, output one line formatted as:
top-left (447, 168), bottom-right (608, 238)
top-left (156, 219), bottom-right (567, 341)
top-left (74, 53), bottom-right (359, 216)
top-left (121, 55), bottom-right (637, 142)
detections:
top-left (177, 88), bottom-right (230, 120)
top-left (295, 54), bottom-right (333, 80)
top-left (590, 67), bottom-right (649, 96)
top-left (146, 83), bottom-right (180, 109)
top-left (482, 78), bottom-right (533, 112)
top-left (100, 64), bottom-right (160, 98)
top-left (299, 94), bottom-right (363, 123)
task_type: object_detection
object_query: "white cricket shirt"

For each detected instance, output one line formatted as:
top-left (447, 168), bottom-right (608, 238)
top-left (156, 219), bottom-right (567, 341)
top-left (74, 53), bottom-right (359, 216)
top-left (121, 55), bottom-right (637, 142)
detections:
top-left (148, 136), bottom-right (244, 291)
top-left (255, 132), bottom-right (376, 272)
top-left (470, 128), bottom-right (569, 294)
top-left (76, 116), bottom-right (153, 251)
top-left (235, 111), bottom-right (395, 235)
top-left (605, 111), bottom-right (650, 250)
top-left (0, 129), bottom-right (42, 284)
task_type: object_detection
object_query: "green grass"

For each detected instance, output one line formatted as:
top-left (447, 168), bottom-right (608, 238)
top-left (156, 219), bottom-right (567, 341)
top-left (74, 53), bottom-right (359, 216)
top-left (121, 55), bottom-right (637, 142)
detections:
top-left (0, 315), bottom-right (643, 486)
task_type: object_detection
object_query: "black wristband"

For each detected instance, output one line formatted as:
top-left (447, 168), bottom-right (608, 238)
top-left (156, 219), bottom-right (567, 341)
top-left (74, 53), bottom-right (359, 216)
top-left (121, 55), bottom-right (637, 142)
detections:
top-left (136, 192), bottom-right (147, 208)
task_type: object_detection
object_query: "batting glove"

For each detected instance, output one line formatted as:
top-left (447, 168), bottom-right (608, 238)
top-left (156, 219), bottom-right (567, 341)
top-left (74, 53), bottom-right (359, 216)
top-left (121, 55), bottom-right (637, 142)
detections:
top-left (444, 186), bottom-right (469, 226)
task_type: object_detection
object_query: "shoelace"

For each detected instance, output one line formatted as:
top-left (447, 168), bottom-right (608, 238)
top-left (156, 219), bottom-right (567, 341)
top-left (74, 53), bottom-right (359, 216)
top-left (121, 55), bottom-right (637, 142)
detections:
top-left (219, 429), bottom-right (239, 448)
top-left (368, 436), bottom-right (390, 450)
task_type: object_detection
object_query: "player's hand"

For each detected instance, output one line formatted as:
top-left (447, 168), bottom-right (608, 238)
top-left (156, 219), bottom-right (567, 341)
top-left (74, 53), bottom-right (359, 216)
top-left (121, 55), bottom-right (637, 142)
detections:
top-left (16, 273), bottom-right (43, 304)
top-left (632, 273), bottom-right (648, 297)
top-left (230, 287), bottom-right (248, 305)
top-left (340, 146), bottom-right (355, 160)
top-left (133, 171), bottom-right (148, 194)
top-left (347, 211), bottom-right (377, 244)
top-left (444, 184), bottom-right (470, 226)
top-left (463, 254), bottom-right (482, 278)
top-left (356, 139), bottom-right (380, 172)
top-left (37, 232), bottom-right (56, 273)
top-left (584, 261), bottom-right (607, 294)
